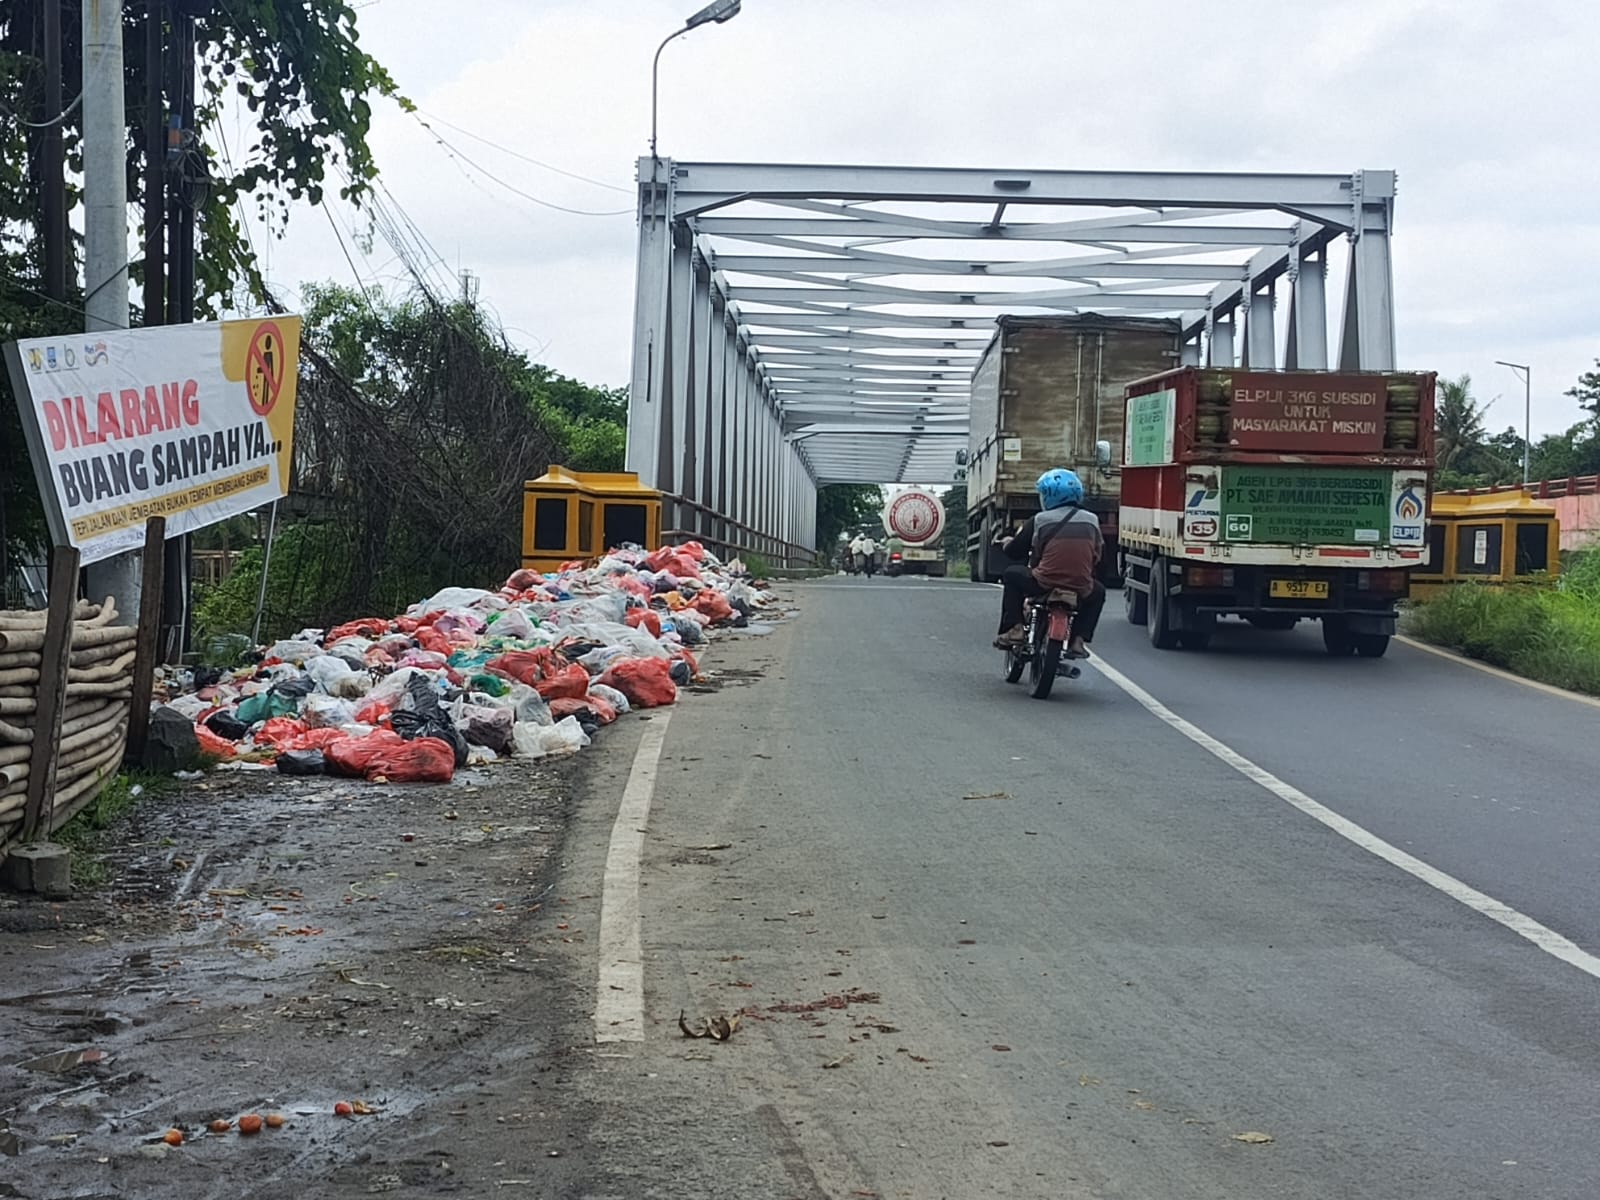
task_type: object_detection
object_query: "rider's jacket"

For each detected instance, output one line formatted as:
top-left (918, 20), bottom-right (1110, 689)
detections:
top-left (1014, 506), bottom-right (1102, 594)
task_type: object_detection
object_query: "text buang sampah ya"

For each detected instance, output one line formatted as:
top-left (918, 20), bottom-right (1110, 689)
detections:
top-left (40, 380), bottom-right (280, 509)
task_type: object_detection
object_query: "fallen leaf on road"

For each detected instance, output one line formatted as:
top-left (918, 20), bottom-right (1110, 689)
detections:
top-left (963, 791), bottom-right (1009, 800)
top-left (1232, 1131), bottom-right (1274, 1144)
top-left (1132, 1101), bottom-right (1155, 1111)
top-left (337, 970), bottom-right (393, 990)
top-left (992, 1044), bottom-right (1012, 1052)
top-left (1079, 1075), bottom-right (1102, 1087)
top-left (208, 888), bottom-right (250, 898)
top-left (988, 1140), bottom-right (1010, 1147)
top-left (822, 1054), bottom-right (853, 1069)
top-left (691, 843), bottom-right (732, 851)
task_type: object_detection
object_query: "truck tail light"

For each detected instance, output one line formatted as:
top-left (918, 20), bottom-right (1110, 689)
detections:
top-left (1357, 569), bottom-right (1408, 594)
top-left (890, 552), bottom-right (902, 562)
top-left (1184, 566), bottom-right (1234, 589)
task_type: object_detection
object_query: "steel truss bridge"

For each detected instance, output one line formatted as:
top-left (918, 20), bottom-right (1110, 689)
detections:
top-left (626, 159), bottom-right (1397, 564)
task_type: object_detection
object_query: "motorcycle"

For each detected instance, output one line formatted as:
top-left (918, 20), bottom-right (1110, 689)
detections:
top-left (1002, 588), bottom-right (1081, 700)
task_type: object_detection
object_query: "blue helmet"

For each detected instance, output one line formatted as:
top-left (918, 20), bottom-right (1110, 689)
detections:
top-left (1036, 468), bottom-right (1084, 510)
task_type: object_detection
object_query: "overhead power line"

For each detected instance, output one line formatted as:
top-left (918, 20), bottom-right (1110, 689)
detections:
top-left (414, 109), bottom-right (632, 195)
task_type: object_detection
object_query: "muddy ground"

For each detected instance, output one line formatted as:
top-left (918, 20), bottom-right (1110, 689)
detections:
top-left (0, 712), bottom-right (643, 1199)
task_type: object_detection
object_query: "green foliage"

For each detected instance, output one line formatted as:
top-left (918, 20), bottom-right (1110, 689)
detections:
top-left (1568, 359), bottom-right (1600, 418)
top-left (54, 770), bottom-right (173, 888)
top-left (942, 483), bottom-right (967, 560)
top-left (1434, 374), bottom-right (1504, 480)
top-left (1409, 551), bottom-right (1600, 696)
top-left (815, 485), bottom-right (882, 553)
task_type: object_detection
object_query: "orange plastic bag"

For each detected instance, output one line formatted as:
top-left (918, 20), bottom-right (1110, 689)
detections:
top-left (285, 727), bottom-right (352, 752)
top-left (194, 724), bottom-right (237, 759)
top-left (487, 647), bottom-right (564, 686)
top-left (325, 617), bottom-right (390, 643)
top-left (255, 717), bottom-right (308, 748)
top-left (364, 736), bottom-right (456, 783)
top-left (354, 698), bottom-right (392, 726)
top-left (693, 590), bottom-right (734, 624)
top-left (325, 729), bottom-right (407, 777)
top-left (535, 662), bottom-right (591, 701)
top-left (597, 657), bottom-right (677, 708)
top-left (625, 609), bottom-right (663, 637)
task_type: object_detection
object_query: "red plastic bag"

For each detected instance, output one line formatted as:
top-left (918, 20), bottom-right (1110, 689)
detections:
top-left (625, 609), bottom-right (663, 637)
top-left (415, 626), bottom-right (452, 655)
top-left (680, 541), bottom-right (708, 562)
top-left (354, 698), bottom-right (392, 726)
top-left (502, 568), bottom-right (543, 593)
top-left (486, 647), bottom-right (563, 686)
top-left (644, 547), bottom-right (703, 579)
top-left (325, 617), bottom-right (390, 644)
top-left (364, 736), bottom-right (456, 783)
top-left (693, 590), bottom-right (734, 624)
top-left (535, 662), bottom-right (591, 700)
top-left (285, 727), bottom-right (352, 752)
top-left (255, 717), bottom-right (308, 748)
top-left (550, 694), bottom-right (618, 725)
top-left (325, 729), bottom-right (407, 777)
top-left (194, 724), bottom-right (237, 759)
top-left (597, 657), bottom-right (677, 708)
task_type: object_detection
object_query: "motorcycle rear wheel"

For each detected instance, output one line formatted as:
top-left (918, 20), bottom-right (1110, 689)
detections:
top-left (1029, 638), bottom-right (1062, 699)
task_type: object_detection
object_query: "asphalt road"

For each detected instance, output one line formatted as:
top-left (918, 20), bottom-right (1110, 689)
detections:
top-left (566, 577), bottom-right (1600, 1199)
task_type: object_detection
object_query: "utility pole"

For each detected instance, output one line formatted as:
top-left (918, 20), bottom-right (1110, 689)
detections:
top-left (82, 0), bottom-right (140, 622)
top-left (41, 0), bottom-right (67, 303)
top-left (162, 0), bottom-right (207, 660)
top-left (143, 0), bottom-right (166, 325)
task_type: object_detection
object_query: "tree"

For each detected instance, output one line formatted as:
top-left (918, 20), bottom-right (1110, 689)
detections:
top-left (942, 482), bottom-right (967, 560)
top-left (1567, 359), bottom-right (1600, 418)
top-left (1434, 374), bottom-right (1494, 476)
top-left (1, 2), bottom-right (406, 568)
top-left (814, 485), bottom-right (883, 556)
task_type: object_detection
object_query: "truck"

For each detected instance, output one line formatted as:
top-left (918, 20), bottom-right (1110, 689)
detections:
top-left (1118, 366), bottom-right (1437, 657)
top-left (965, 314), bottom-right (1181, 583)
top-left (881, 487), bottom-right (947, 577)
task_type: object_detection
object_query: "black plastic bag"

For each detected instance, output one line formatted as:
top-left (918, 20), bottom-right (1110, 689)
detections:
top-left (273, 675), bottom-right (316, 700)
top-left (668, 659), bottom-right (692, 686)
top-left (192, 665), bottom-right (224, 690)
top-left (276, 749), bottom-right (326, 776)
top-left (204, 710), bottom-right (250, 741)
top-left (390, 674), bottom-right (468, 767)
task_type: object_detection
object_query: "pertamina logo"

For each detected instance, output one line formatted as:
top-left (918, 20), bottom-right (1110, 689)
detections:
top-left (1395, 487), bottom-right (1423, 522)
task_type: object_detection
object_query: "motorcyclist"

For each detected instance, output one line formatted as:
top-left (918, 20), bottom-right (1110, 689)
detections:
top-left (994, 468), bottom-right (1106, 659)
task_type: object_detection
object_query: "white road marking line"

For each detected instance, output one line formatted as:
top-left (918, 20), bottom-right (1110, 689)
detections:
top-left (593, 710), bottom-right (674, 1042)
top-left (1396, 634), bottom-right (1600, 710)
top-left (1091, 652), bottom-right (1600, 981)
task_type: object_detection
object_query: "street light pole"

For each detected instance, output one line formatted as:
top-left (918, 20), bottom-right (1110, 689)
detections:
top-left (1496, 360), bottom-right (1531, 486)
top-left (650, 0), bottom-right (742, 160)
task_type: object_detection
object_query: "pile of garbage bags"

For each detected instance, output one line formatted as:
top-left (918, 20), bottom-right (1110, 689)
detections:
top-left (153, 544), bottom-right (772, 784)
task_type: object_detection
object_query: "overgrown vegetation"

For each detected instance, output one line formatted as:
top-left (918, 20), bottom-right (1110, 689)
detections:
top-left (193, 284), bottom-right (626, 644)
top-left (53, 770), bottom-right (173, 888)
top-left (815, 485), bottom-right (883, 554)
top-left (1408, 550), bottom-right (1600, 695)
top-left (1433, 371), bottom-right (1600, 491)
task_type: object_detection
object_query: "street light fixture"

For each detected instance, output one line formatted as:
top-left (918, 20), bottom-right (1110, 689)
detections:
top-left (651, 0), bottom-right (742, 160)
top-left (1495, 360), bottom-right (1531, 485)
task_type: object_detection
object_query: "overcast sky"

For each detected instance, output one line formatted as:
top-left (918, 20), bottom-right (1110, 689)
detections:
top-left (251, 0), bottom-right (1600, 439)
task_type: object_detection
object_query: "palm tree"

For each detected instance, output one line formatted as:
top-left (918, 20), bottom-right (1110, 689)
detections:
top-left (1435, 374), bottom-right (1493, 474)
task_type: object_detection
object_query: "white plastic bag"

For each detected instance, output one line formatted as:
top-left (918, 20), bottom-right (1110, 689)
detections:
top-left (506, 683), bottom-right (553, 726)
top-left (306, 654), bottom-right (371, 698)
top-left (164, 693), bottom-right (210, 721)
top-left (588, 683), bottom-right (630, 715)
top-left (488, 606), bottom-right (536, 640)
top-left (302, 693), bottom-right (358, 729)
top-left (268, 638), bottom-right (322, 664)
top-left (511, 716), bottom-right (590, 759)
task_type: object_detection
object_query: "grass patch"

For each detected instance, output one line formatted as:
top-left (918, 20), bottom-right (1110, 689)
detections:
top-left (52, 770), bottom-right (173, 889)
top-left (1408, 550), bottom-right (1600, 696)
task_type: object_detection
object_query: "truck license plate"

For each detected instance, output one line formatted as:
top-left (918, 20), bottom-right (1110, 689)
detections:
top-left (1269, 579), bottom-right (1329, 600)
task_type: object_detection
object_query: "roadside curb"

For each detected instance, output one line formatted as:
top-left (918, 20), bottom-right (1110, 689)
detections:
top-left (1395, 634), bottom-right (1600, 710)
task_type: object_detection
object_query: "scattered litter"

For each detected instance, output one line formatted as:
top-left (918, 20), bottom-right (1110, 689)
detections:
top-left (151, 545), bottom-right (777, 786)
top-left (1232, 1131), bottom-right (1274, 1145)
top-left (678, 1009), bottom-right (741, 1041)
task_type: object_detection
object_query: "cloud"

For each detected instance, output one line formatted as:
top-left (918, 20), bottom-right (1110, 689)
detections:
top-left (252, 0), bottom-right (1599, 432)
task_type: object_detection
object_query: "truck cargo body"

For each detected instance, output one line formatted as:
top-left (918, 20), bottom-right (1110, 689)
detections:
top-left (882, 488), bottom-right (947, 575)
top-left (1118, 367), bottom-right (1437, 655)
top-left (965, 315), bottom-right (1181, 583)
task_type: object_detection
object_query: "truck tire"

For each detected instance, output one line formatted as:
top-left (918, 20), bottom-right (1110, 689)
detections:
top-left (1124, 582), bottom-right (1149, 626)
top-left (1147, 559), bottom-right (1181, 650)
top-left (1322, 618), bottom-right (1356, 657)
top-left (1354, 633), bottom-right (1390, 658)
